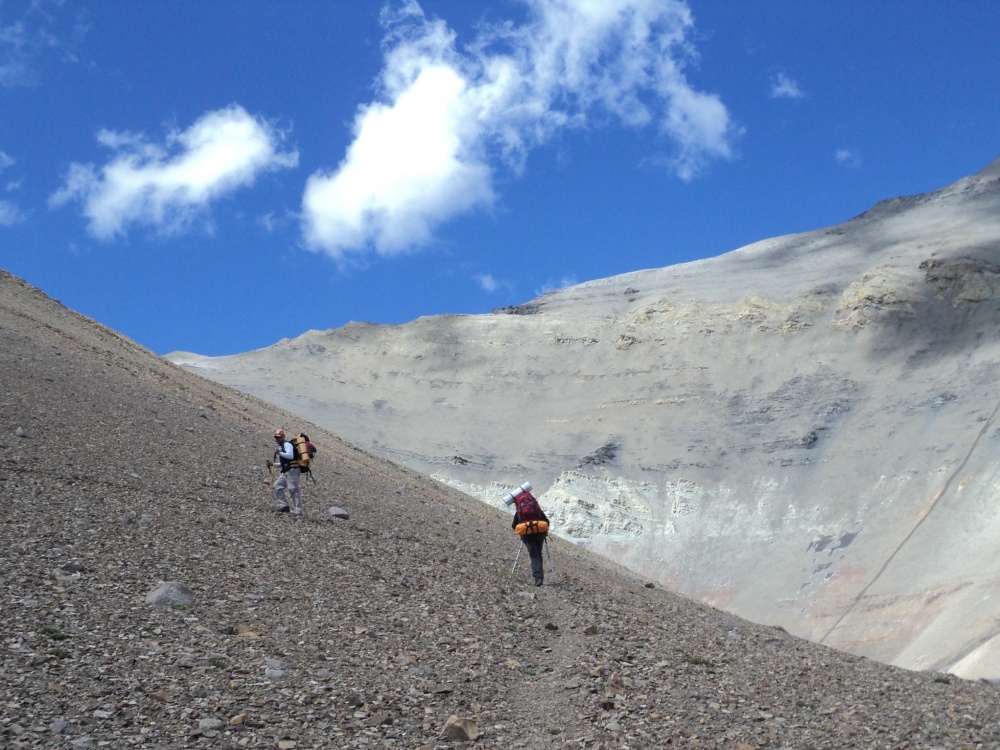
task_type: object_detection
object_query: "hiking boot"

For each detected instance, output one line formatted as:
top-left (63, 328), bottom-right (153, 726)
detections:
top-left (277, 505), bottom-right (290, 513)
top-left (534, 578), bottom-right (543, 587)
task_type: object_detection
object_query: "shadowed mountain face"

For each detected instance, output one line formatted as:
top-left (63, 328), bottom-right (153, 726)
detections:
top-left (171, 158), bottom-right (1000, 679)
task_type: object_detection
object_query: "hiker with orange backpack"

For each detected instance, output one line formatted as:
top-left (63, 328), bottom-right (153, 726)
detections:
top-left (504, 482), bottom-right (550, 586)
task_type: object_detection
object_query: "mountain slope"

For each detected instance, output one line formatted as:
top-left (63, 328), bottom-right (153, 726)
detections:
top-left (14, 269), bottom-right (1000, 748)
top-left (170, 158), bottom-right (1000, 680)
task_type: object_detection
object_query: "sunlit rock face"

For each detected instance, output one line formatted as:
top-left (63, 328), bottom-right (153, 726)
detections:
top-left (170, 158), bottom-right (1000, 678)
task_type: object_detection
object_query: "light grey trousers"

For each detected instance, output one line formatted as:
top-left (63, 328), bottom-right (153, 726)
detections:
top-left (274, 468), bottom-right (303, 514)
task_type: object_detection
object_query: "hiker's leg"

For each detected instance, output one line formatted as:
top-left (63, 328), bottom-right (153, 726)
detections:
top-left (288, 469), bottom-right (303, 514)
top-left (527, 536), bottom-right (544, 582)
top-left (520, 537), bottom-right (538, 579)
top-left (274, 472), bottom-right (289, 508)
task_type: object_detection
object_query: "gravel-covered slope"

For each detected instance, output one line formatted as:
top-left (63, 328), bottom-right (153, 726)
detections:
top-left (4, 267), bottom-right (1000, 749)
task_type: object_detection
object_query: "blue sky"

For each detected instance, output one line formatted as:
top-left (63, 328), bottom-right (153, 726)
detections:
top-left (2, 0), bottom-right (998, 356)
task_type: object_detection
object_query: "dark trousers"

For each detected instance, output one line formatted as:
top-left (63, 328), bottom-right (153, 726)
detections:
top-left (522, 534), bottom-right (546, 581)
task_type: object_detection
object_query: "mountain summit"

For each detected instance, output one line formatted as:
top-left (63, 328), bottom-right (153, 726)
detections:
top-left (171, 157), bottom-right (1000, 679)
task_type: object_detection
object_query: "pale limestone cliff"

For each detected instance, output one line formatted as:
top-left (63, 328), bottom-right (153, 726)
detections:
top-left (169, 158), bottom-right (1000, 678)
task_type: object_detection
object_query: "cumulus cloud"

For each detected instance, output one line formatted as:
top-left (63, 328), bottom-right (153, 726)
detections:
top-left (50, 105), bottom-right (299, 239)
top-left (303, 0), bottom-right (739, 260)
top-left (769, 72), bottom-right (803, 99)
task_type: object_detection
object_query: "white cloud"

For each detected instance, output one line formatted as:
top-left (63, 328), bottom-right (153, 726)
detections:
top-left (0, 18), bottom-right (35, 86)
top-left (303, 0), bottom-right (739, 260)
top-left (0, 1), bottom-right (87, 87)
top-left (0, 198), bottom-right (25, 226)
top-left (834, 148), bottom-right (861, 168)
top-left (0, 151), bottom-right (24, 224)
top-left (475, 273), bottom-right (500, 292)
top-left (50, 105), bottom-right (299, 239)
top-left (303, 60), bottom-right (494, 256)
top-left (769, 72), bottom-right (803, 99)
top-left (258, 212), bottom-right (282, 233)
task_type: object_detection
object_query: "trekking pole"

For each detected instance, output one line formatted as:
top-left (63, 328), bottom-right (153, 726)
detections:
top-left (510, 538), bottom-right (523, 575)
top-left (544, 537), bottom-right (556, 583)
